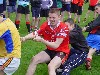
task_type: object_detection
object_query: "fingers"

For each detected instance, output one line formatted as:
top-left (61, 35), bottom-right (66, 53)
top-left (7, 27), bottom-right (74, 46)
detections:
top-left (82, 27), bottom-right (86, 31)
top-left (20, 37), bottom-right (26, 42)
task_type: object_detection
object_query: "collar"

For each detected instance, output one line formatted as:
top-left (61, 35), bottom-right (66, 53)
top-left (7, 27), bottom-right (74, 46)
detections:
top-left (48, 21), bottom-right (61, 29)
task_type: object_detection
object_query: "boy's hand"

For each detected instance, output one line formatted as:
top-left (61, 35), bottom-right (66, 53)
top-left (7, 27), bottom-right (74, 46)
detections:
top-left (82, 27), bottom-right (86, 31)
top-left (33, 35), bottom-right (43, 42)
top-left (20, 37), bottom-right (26, 42)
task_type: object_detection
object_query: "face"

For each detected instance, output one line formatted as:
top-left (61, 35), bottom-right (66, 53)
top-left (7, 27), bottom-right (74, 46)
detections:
top-left (95, 6), bottom-right (100, 14)
top-left (48, 13), bottom-right (60, 27)
top-left (65, 22), bottom-right (74, 31)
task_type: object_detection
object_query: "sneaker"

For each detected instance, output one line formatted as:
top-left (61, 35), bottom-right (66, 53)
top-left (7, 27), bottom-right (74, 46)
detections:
top-left (85, 61), bottom-right (91, 70)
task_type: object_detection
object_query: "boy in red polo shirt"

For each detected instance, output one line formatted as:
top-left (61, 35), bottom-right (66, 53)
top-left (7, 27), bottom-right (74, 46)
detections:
top-left (21, 8), bottom-right (70, 75)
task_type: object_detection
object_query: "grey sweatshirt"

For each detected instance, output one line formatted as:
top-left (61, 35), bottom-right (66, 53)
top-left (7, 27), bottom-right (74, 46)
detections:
top-left (41, 0), bottom-right (53, 9)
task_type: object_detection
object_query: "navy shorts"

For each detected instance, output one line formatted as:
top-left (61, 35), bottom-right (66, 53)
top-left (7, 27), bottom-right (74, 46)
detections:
top-left (31, 7), bottom-right (41, 18)
top-left (88, 5), bottom-right (95, 11)
top-left (61, 4), bottom-right (71, 12)
top-left (17, 5), bottom-right (30, 14)
top-left (70, 3), bottom-right (78, 13)
top-left (0, 4), bottom-right (3, 13)
top-left (7, 6), bottom-right (16, 13)
top-left (86, 34), bottom-right (100, 50)
top-left (40, 9), bottom-right (49, 17)
top-left (77, 6), bottom-right (82, 15)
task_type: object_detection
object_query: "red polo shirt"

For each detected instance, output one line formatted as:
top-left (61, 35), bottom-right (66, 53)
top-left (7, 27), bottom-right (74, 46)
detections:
top-left (37, 21), bottom-right (70, 54)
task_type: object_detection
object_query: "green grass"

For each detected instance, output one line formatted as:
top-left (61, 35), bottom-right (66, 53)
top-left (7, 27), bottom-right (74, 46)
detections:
top-left (8, 3), bottom-right (100, 75)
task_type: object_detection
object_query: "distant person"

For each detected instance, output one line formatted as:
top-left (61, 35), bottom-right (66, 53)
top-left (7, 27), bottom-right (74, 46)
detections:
top-left (70, 0), bottom-right (79, 23)
top-left (77, 0), bottom-right (84, 23)
top-left (30, 0), bottom-right (42, 31)
top-left (83, 0), bottom-right (98, 22)
top-left (15, 0), bottom-right (31, 33)
top-left (61, 0), bottom-right (71, 21)
top-left (40, 0), bottom-right (53, 20)
top-left (6, 0), bottom-right (17, 18)
top-left (82, 3), bottom-right (100, 70)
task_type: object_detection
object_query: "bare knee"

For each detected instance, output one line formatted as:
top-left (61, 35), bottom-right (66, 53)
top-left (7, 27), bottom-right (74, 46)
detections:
top-left (30, 56), bottom-right (42, 65)
top-left (48, 63), bottom-right (56, 71)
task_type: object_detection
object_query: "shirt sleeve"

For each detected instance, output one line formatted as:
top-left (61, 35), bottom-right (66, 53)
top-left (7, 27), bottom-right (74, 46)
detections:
top-left (0, 30), bottom-right (14, 53)
top-left (86, 15), bottom-right (100, 32)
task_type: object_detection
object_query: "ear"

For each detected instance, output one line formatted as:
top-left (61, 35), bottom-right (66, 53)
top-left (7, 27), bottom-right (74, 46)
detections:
top-left (59, 15), bottom-right (61, 20)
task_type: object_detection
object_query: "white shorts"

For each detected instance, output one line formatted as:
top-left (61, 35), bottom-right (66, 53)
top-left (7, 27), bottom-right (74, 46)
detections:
top-left (0, 58), bottom-right (20, 75)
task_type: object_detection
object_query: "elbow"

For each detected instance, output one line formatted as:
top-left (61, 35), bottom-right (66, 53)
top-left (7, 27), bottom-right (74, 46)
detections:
top-left (52, 44), bottom-right (60, 49)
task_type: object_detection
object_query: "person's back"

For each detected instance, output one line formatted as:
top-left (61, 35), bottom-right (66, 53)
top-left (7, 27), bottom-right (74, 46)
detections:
top-left (0, 17), bottom-right (21, 75)
top-left (0, 18), bottom-right (21, 58)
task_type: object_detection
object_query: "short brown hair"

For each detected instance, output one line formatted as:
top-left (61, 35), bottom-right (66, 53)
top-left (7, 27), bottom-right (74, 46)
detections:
top-left (49, 8), bottom-right (60, 15)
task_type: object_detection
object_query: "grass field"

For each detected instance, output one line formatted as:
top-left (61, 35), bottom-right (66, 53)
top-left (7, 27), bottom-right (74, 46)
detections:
top-left (8, 3), bottom-right (100, 75)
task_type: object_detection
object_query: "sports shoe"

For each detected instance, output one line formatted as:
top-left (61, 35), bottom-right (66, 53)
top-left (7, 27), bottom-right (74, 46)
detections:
top-left (85, 61), bottom-right (91, 70)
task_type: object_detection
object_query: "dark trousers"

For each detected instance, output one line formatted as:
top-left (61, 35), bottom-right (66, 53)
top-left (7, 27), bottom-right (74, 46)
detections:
top-left (57, 48), bottom-right (87, 75)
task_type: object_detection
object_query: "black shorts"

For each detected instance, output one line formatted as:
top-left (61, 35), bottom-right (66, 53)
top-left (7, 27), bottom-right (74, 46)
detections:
top-left (77, 6), bottom-right (82, 15)
top-left (61, 4), bottom-right (71, 12)
top-left (44, 49), bottom-right (66, 60)
top-left (31, 7), bottom-right (41, 18)
top-left (88, 5), bottom-right (95, 11)
top-left (17, 5), bottom-right (30, 14)
top-left (70, 3), bottom-right (78, 13)
top-left (0, 4), bottom-right (3, 13)
top-left (40, 9), bottom-right (49, 17)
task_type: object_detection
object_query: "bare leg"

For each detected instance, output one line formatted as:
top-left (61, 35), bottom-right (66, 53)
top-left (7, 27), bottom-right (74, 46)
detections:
top-left (74, 13), bottom-right (77, 23)
top-left (48, 56), bottom-right (62, 75)
top-left (84, 10), bottom-right (91, 19)
top-left (67, 11), bottom-right (71, 18)
top-left (87, 48), bottom-right (96, 59)
top-left (26, 51), bottom-right (51, 75)
top-left (25, 14), bottom-right (30, 22)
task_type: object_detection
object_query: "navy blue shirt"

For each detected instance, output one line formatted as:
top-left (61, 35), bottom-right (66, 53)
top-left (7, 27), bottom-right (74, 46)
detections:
top-left (70, 24), bottom-right (89, 53)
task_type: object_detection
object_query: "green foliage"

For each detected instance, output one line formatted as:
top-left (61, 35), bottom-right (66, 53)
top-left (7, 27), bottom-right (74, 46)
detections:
top-left (9, 3), bottom-right (100, 75)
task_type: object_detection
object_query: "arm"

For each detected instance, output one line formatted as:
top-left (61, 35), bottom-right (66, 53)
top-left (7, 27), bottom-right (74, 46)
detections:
top-left (84, 15), bottom-right (100, 32)
top-left (34, 35), bottom-right (64, 49)
top-left (97, 0), bottom-right (100, 3)
top-left (21, 32), bottom-right (37, 42)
